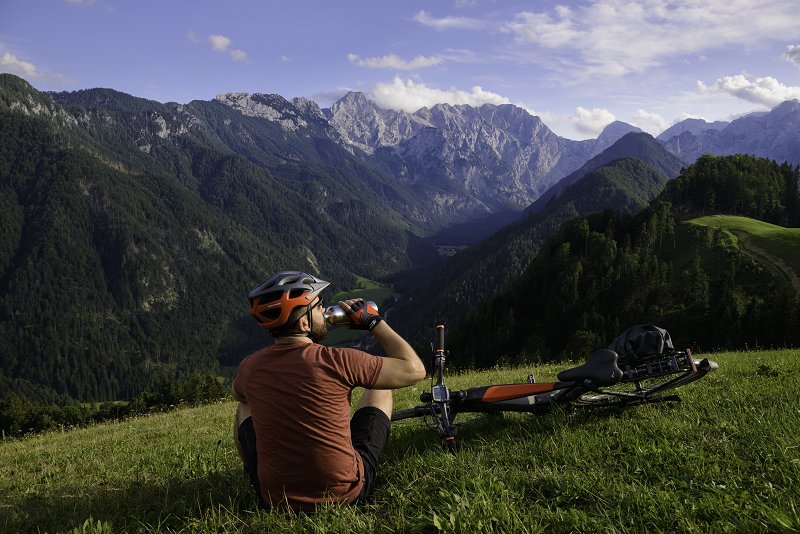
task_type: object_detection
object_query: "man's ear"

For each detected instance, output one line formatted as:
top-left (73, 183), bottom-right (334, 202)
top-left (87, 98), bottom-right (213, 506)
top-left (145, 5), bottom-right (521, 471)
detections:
top-left (296, 312), bottom-right (311, 333)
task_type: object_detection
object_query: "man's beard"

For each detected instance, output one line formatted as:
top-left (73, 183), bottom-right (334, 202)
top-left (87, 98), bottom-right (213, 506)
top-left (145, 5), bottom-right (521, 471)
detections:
top-left (308, 317), bottom-right (328, 342)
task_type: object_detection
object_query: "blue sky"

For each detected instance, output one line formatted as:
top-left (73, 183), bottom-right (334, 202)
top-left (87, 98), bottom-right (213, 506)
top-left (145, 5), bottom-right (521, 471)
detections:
top-left (2, 0), bottom-right (800, 139)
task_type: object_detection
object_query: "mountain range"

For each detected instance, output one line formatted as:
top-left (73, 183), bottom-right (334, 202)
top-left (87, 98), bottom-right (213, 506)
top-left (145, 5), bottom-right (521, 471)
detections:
top-left (1, 71), bottom-right (799, 402)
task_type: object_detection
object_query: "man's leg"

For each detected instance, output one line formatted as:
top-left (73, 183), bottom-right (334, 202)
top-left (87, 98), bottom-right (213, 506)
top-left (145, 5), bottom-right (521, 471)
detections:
top-left (356, 389), bottom-right (392, 417)
top-left (351, 389), bottom-right (392, 502)
top-left (234, 402), bottom-right (265, 506)
top-left (233, 402), bottom-right (251, 464)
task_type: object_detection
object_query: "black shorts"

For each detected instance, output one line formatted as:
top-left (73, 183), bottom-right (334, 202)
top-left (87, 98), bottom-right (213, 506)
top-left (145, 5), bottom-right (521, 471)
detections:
top-left (238, 406), bottom-right (391, 506)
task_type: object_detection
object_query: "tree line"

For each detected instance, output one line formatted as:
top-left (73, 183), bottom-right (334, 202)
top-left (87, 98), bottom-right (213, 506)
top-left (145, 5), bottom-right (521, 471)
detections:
top-left (0, 372), bottom-right (230, 437)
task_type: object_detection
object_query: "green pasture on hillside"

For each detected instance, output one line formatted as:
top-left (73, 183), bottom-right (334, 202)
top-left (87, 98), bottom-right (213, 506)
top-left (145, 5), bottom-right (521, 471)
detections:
top-left (1, 349), bottom-right (798, 533)
top-left (690, 215), bottom-right (800, 282)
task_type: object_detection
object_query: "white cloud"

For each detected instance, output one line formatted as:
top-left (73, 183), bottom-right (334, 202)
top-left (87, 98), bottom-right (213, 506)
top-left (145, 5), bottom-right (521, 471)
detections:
top-left (502, 1), bottom-right (800, 78)
top-left (0, 52), bottom-right (72, 84)
top-left (229, 49), bottom-right (248, 62)
top-left (413, 10), bottom-right (485, 30)
top-left (196, 34), bottom-right (249, 62)
top-left (65, 0), bottom-right (96, 4)
top-left (631, 109), bottom-right (669, 135)
top-left (0, 52), bottom-right (38, 78)
top-left (369, 76), bottom-right (512, 112)
top-left (279, 55), bottom-right (291, 62)
top-left (208, 35), bottom-right (232, 52)
top-left (698, 74), bottom-right (800, 107)
top-left (568, 107), bottom-right (615, 136)
top-left (503, 8), bottom-right (579, 49)
top-left (785, 45), bottom-right (800, 68)
top-left (348, 53), bottom-right (442, 70)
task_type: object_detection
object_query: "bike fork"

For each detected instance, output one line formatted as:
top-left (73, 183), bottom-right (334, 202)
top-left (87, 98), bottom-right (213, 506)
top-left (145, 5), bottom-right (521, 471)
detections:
top-left (432, 325), bottom-right (457, 453)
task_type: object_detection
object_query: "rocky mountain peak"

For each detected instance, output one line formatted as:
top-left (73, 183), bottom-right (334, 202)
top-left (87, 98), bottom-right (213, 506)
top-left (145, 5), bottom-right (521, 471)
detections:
top-left (290, 96), bottom-right (326, 121)
top-left (325, 91), bottom-right (431, 153)
top-left (771, 98), bottom-right (800, 115)
top-left (596, 121), bottom-right (642, 150)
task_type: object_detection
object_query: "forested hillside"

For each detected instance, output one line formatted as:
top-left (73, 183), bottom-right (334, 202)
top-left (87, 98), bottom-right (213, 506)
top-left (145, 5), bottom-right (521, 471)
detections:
top-left (0, 75), bottom-right (423, 402)
top-left (447, 155), bottom-right (800, 366)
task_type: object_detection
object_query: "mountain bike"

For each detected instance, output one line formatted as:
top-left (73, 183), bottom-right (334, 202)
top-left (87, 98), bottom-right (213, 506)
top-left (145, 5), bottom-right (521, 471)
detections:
top-left (391, 325), bottom-right (718, 452)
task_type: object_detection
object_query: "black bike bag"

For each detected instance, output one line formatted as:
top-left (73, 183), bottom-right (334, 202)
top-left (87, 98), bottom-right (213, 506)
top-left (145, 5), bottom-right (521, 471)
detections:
top-left (609, 324), bottom-right (674, 363)
top-left (557, 349), bottom-right (623, 387)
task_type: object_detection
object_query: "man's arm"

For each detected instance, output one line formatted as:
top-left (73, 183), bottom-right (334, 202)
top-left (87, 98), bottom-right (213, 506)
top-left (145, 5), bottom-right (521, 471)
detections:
top-left (339, 299), bottom-right (425, 389)
top-left (231, 382), bottom-right (246, 403)
top-left (370, 320), bottom-right (426, 388)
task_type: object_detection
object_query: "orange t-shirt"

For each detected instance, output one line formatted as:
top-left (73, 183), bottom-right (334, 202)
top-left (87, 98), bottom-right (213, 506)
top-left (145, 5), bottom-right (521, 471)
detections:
top-left (233, 342), bottom-right (383, 512)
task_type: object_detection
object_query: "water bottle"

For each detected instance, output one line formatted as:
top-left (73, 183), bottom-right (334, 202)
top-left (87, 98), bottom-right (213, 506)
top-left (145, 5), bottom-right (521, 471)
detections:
top-left (323, 301), bottom-right (378, 326)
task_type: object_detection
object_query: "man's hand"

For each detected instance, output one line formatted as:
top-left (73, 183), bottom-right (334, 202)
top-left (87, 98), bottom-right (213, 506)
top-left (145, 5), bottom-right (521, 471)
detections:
top-left (341, 299), bottom-right (383, 331)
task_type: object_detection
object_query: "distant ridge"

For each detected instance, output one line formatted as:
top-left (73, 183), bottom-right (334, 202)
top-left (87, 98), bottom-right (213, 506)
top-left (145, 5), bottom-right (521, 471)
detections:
top-left (528, 132), bottom-right (685, 215)
top-left (657, 117), bottom-right (729, 141)
top-left (660, 99), bottom-right (800, 165)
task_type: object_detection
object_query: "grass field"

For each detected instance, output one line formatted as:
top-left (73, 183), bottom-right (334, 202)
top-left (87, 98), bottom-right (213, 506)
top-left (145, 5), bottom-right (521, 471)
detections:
top-left (1, 349), bottom-right (798, 533)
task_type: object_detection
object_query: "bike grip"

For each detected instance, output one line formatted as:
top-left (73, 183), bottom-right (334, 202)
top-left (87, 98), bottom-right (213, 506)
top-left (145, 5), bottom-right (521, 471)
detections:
top-left (436, 324), bottom-right (445, 353)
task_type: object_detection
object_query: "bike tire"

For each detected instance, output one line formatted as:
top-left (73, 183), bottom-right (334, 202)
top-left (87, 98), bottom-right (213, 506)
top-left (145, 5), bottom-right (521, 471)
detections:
top-left (574, 357), bottom-right (717, 407)
top-left (391, 405), bottom-right (434, 421)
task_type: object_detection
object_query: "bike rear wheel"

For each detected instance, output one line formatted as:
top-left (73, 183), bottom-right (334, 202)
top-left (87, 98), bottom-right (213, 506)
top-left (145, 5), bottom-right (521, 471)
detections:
top-left (574, 352), bottom-right (717, 407)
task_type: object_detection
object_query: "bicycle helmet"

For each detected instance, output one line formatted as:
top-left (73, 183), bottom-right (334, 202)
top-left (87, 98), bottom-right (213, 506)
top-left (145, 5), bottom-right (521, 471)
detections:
top-left (248, 271), bottom-right (330, 330)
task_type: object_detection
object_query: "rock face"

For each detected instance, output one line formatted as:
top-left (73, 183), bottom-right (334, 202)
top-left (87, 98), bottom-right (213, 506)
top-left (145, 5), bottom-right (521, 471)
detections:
top-left (214, 92), bottom-right (313, 132)
top-left (324, 92), bottom-right (643, 213)
top-left (208, 89), bottom-right (639, 217)
top-left (323, 92), bottom-right (431, 152)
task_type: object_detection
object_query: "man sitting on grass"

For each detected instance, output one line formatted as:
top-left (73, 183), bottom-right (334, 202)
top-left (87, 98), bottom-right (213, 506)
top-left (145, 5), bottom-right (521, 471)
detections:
top-left (232, 271), bottom-right (426, 512)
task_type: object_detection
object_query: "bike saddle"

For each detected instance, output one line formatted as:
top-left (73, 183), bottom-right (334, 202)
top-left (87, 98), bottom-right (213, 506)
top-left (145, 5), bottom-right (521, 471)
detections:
top-left (557, 349), bottom-right (623, 387)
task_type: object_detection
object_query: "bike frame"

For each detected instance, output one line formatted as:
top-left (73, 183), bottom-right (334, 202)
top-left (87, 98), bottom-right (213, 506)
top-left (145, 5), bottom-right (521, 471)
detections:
top-left (392, 325), bottom-right (717, 451)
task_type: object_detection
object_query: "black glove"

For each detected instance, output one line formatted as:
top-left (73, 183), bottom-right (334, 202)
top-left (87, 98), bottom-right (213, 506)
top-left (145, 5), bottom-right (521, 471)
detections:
top-left (347, 299), bottom-right (383, 331)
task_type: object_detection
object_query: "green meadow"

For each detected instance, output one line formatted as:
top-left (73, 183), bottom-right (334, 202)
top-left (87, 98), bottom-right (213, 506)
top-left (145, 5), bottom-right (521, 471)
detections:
top-left (1, 349), bottom-right (798, 533)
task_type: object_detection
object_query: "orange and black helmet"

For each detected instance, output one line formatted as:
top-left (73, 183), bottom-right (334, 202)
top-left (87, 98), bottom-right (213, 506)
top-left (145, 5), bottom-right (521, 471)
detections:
top-left (248, 271), bottom-right (330, 330)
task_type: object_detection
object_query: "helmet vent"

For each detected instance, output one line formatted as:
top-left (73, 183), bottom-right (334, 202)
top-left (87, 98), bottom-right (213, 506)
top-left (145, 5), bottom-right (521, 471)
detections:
top-left (288, 288), bottom-right (305, 299)
top-left (257, 291), bottom-right (282, 305)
